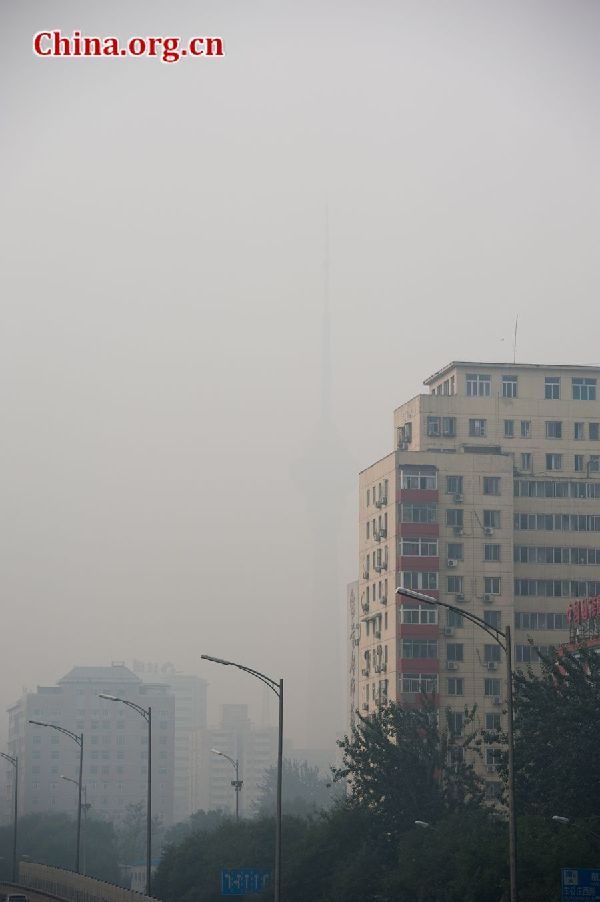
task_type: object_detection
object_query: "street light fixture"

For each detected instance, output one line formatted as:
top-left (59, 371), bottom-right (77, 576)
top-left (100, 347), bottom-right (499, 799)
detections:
top-left (414, 820), bottom-right (431, 829)
top-left (62, 776), bottom-right (90, 875)
top-left (201, 655), bottom-right (284, 902)
top-left (99, 694), bottom-right (152, 896)
top-left (28, 721), bottom-right (83, 874)
top-left (0, 753), bottom-right (18, 881)
top-left (552, 815), bottom-right (600, 842)
top-left (396, 586), bottom-right (518, 902)
top-left (211, 749), bottom-right (243, 821)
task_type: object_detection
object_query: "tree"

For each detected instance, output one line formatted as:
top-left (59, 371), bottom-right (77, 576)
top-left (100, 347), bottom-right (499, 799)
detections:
top-left (115, 801), bottom-right (163, 863)
top-left (255, 759), bottom-right (343, 818)
top-left (512, 645), bottom-right (600, 820)
top-left (162, 809), bottom-right (230, 847)
top-left (333, 700), bottom-right (484, 838)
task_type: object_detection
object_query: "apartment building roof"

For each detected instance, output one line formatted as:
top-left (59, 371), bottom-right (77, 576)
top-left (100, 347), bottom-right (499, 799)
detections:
top-left (424, 361), bottom-right (600, 385)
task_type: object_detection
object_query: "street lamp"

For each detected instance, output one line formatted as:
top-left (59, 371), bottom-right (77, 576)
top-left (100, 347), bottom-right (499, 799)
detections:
top-left (211, 749), bottom-right (243, 821)
top-left (552, 816), bottom-right (600, 842)
top-left (396, 586), bottom-right (518, 902)
top-left (28, 721), bottom-right (83, 874)
top-left (99, 694), bottom-right (152, 896)
top-left (0, 753), bottom-right (18, 881)
top-left (414, 820), bottom-right (431, 829)
top-left (201, 655), bottom-right (283, 902)
top-left (62, 776), bottom-right (90, 875)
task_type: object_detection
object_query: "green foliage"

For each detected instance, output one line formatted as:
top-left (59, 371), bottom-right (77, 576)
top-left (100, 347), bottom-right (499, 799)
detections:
top-left (255, 758), bottom-right (342, 818)
top-left (115, 801), bottom-right (163, 863)
top-left (0, 812), bottom-right (120, 884)
top-left (513, 645), bottom-right (600, 818)
top-left (162, 809), bottom-right (229, 848)
top-left (333, 700), bottom-right (484, 838)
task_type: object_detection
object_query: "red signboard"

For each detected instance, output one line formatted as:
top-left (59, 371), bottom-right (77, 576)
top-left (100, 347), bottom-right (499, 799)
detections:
top-left (566, 597), bottom-right (600, 624)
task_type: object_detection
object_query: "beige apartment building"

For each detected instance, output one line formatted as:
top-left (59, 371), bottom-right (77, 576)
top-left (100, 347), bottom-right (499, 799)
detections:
top-left (357, 362), bottom-right (600, 796)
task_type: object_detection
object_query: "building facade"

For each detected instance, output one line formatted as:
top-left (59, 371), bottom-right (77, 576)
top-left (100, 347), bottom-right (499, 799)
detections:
top-left (4, 664), bottom-right (175, 825)
top-left (131, 662), bottom-right (207, 823)
top-left (357, 362), bottom-right (600, 795)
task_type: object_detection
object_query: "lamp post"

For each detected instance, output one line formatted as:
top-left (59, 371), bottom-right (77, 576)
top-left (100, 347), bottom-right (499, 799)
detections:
top-left (396, 586), bottom-right (518, 902)
top-left (28, 721), bottom-right (83, 874)
top-left (0, 753), bottom-right (18, 882)
top-left (99, 694), bottom-right (152, 896)
top-left (201, 655), bottom-right (283, 902)
top-left (62, 776), bottom-right (90, 875)
top-left (552, 816), bottom-right (600, 843)
top-left (211, 749), bottom-right (242, 820)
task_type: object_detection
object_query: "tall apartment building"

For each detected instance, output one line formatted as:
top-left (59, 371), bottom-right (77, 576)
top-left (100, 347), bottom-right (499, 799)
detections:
top-left (357, 362), bottom-right (600, 795)
top-left (4, 665), bottom-right (175, 825)
top-left (191, 704), bottom-right (277, 817)
top-left (131, 662), bottom-right (207, 823)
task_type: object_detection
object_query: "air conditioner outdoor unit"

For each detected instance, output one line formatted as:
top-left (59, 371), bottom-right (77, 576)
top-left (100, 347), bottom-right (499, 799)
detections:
top-left (362, 570), bottom-right (370, 580)
top-left (446, 661), bottom-right (458, 671)
top-left (361, 668), bottom-right (369, 677)
top-left (487, 662), bottom-right (498, 671)
top-left (362, 704), bottom-right (369, 711)
top-left (455, 593), bottom-right (465, 602)
top-left (453, 527), bottom-right (464, 536)
top-left (483, 594), bottom-right (492, 603)
top-left (380, 663), bottom-right (387, 672)
top-left (447, 559), bottom-right (457, 568)
top-left (443, 627), bottom-right (454, 637)
top-left (374, 630), bottom-right (381, 639)
top-left (373, 529), bottom-right (380, 541)
top-left (486, 764), bottom-right (496, 773)
top-left (380, 595), bottom-right (388, 605)
top-left (379, 527), bottom-right (387, 538)
top-left (493, 696), bottom-right (502, 706)
top-left (453, 494), bottom-right (464, 503)
top-left (374, 564), bottom-right (382, 573)
top-left (484, 527), bottom-right (494, 536)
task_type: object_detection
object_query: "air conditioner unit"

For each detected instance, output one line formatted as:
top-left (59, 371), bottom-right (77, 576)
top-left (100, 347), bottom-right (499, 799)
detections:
top-left (443, 627), bottom-right (454, 637)
top-left (380, 595), bottom-right (388, 605)
top-left (453, 494), bottom-right (464, 503)
top-left (446, 661), bottom-right (458, 671)
top-left (484, 527), bottom-right (494, 536)
top-left (374, 630), bottom-right (382, 639)
top-left (362, 570), bottom-right (370, 580)
top-left (362, 704), bottom-right (369, 711)
top-left (361, 668), bottom-right (369, 677)
top-left (380, 663), bottom-right (387, 672)
top-left (379, 527), bottom-right (387, 538)
top-left (486, 764), bottom-right (496, 773)
top-left (374, 564), bottom-right (382, 573)
top-left (493, 696), bottom-right (502, 706)
top-left (453, 527), bottom-right (464, 536)
top-left (487, 662), bottom-right (498, 671)
top-left (373, 529), bottom-right (380, 541)
top-left (483, 594), bottom-right (492, 603)
top-left (447, 559), bottom-right (457, 568)
top-left (455, 593), bottom-right (465, 602)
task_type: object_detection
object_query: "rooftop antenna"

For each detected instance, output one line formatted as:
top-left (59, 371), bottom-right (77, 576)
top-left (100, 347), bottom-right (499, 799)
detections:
top-left (513, 315), bottom-right (519, 364)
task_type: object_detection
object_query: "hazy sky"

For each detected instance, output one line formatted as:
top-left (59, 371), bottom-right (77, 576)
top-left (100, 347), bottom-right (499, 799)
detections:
top-left (1, 0), bottom-right (598, 753)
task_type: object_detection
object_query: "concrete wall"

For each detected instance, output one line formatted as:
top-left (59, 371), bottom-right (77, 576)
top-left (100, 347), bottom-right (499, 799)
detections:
top-left (17, 863), bottom-right (159, 902)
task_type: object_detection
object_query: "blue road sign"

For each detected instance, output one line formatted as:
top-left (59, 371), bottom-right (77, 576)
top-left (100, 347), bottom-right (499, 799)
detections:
top-left (221, 868), bottom-right (271, 895)
top-left (561, 868), bottom-right (600, 900)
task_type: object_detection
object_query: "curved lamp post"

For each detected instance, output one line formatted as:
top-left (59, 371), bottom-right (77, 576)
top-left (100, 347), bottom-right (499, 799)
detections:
top-left (0, 753), bottom-right (18, 881)
top-left (201, 655), bottom-right (283, 902)
top-left (99, 694), bottom-right (152, 896)
top-left (396, 586), bottom-right (518, 902)
top-left (28, 721), bottom-right (83, 874)
top-left (552, 815), bottom-right (600, 842)
top-left (211, 749), bottom-right (242, 821)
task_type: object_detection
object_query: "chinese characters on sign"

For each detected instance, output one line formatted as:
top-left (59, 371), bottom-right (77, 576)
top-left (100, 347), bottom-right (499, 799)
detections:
top-left (221, 869), bottom-right (271, 896)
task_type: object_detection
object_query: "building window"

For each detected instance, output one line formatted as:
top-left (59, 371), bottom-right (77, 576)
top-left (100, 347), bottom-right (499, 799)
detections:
top-left (446, 475), bottom-right (463, 494)
top-left (469, 418), bottom-right (487, 437)
top-left (447, 542), bottom-right (464, 560)
top-left (483, 510), bottom-right (501, 529)
top-left (484, 678), bottom-right (501, 697)
top-left (447, 609), bottom-right (464, 627)
top-left (466, 374), bottom-right (491, 397)
top-left (484, 644), bottom-right (501, 663)
top-left (447, 678), bottom-right (464, 696)
top-left (484, 544), bottom-right (501, 562)
top-left (545, 377), bottom-right (560, 399)
top-left (483, 477), bottom-right (501, 495)
top-left (590, 423), bottom-right (600, 441)
top-left (502, 376), bottom-right (518, 398)
top-left (504, 420), bottom-right (514, 438)
top-left (575, 455), bottom-right (584, 472)
top-left (446, 509), bottom-right (464, 528)
top-left (546, 453), bottom-right (562, 471)
top-left (486, 712), bottom-right (501, 731)
top-left (590, 456), bottom-right (600, 472)
top-left (447, 711), bottom-right (464, 736)
top-left (402, 504), bottom-right (437, 523)
top-left (572, 378), bottom-right (597, 401)
top-left (545, 421), bottom-right (562, 439)
top-left (484, 576), bottom-right (501, 595)
top-left (484, 610), bottom-right (501, 629)
top-left (574, 422), bottom-right (585, 440)
top-left (401, 538), bottom-right (438, 556)
top-left (427, 416), bottom-right (441, 437)
top-left (520, 452), bottom-right (532, 471)
top-left (447, 575), bottom-right (464, 594)
top-left (442, 417), bottom-right (456, 436)
top-left (402, 673), bottom-right (437, 694)
top-left (446, 643), bottom-right (464, 662)
top-left (520, 420), bottom-right (531, 438)
top-left (399, 603), bottom-right (438, 625)
top-left (402, 639), bottom-right (438, 659)
top-left (402, 571), bottom-right (438, 591)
